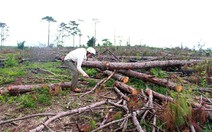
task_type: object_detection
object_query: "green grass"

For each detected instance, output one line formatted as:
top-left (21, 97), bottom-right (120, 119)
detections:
top-left (0, 88), bottom-right (52, 109)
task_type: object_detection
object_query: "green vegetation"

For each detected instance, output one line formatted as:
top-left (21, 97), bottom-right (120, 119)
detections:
top-left (0, 88), bottom-right (52, 109)
top-left (150, 68), bottom-right (168, 78)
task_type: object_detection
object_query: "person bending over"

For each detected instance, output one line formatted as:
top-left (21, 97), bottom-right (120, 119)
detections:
top-left (64, 47), bottom-right (96, 92)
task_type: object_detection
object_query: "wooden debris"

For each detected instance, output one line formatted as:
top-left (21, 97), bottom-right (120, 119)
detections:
top-left (113, 87), bottom-right (130, 101)
top-left (80, 70), bottom-right (116, 97)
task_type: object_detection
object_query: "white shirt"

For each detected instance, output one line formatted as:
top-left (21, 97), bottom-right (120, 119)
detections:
top-left (64, 48), bottom-right (87, 76)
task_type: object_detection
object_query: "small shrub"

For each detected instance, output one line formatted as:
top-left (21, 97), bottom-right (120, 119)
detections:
top-left (4, 54), bottom-right (18, 67)
top-left (150, 68), bottom-right (168, 78)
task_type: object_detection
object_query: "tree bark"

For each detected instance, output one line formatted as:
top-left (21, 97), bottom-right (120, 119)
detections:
top-left (82, 60), bottom-right (202, 70)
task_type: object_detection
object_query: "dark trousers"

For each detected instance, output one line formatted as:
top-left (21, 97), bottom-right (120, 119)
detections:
top-left (65, 60), bottom-right (79, 90)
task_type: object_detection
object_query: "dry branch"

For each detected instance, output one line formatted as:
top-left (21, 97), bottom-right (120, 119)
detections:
top-left (113, 87), bottom-right (130, 101)
top-left (80, 70), bottom-right (116, 97)
top-left (0, 113), bottom-right (56, 125)
top-left (132, 112), bottom-right (145, 132)
top-left (91, 114), bottom-right (132, 132)
top-left (30, 100), bottom-right (107, 132)
top-left (99, 100), bottom-right (123, 130)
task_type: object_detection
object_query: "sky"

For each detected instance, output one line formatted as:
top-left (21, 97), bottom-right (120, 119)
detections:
top-left (0, 0), bottom-right (212, 49)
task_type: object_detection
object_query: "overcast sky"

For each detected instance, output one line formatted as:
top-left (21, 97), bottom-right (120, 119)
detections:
top-left (0, 0), bottom-right (212, 49)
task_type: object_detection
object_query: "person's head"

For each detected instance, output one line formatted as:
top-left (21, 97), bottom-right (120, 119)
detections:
top-left (86, 47), bottom-right (96, 58)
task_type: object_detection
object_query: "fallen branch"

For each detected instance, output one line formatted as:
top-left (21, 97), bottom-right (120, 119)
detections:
top-left (30, 100), bottom-right (107, 132)
top-left (80, 70), bottom-right (116, 97)
top-left (99, 100), bottom-right (123, 131)
top-left (113, 86), bottom-right (130, 101)
top-left (91, 114), bottom-right (132, 132)
top-left (132, 112), bottom-right (145, 132)
top-left (0, 113), bottom-right (56, 125)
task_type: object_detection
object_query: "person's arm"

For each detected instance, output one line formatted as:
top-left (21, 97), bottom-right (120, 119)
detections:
top-left (76, 57), bottom-right (89, 77)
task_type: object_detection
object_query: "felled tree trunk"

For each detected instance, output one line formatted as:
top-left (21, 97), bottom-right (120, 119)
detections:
top-left (82, 60), bottom-right (202, 70)
top-left (114, 81), bottom-right (138, 95)
top-left (97, 55), bottom-right (158, 61)
top-left (118, 69), bottom-right (182, 92)
top-left (103, 70), bottom-right (129, 83)
top-left (0, 82), bottom-right (72, 95)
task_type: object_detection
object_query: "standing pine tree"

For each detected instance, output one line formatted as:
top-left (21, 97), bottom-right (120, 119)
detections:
top-left (42, 16), bottom-right (57, 47)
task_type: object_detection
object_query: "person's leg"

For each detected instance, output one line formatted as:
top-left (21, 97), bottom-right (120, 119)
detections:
top-left (65, 61), bottom-right (79, 90)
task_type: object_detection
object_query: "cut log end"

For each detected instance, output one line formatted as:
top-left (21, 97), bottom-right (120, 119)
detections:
top-left (105, 62), bottom-right (110, 69)
top-left (126, 97), bottom-right (130, 101)
top-left (0, 90), bottom-right (3, 95)
top-left (175, 85), bottom-right (183, 92)
top-left (49, 84), bottom-right (62, 95)
top-left (7, 86), bottom-right (12, 91)
top-left (122, 77), bottom-right (129, 84)
top-left (130, 89), bottom-right (138, 95)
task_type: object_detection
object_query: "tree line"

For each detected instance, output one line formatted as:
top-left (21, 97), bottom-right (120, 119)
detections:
top-left (1, 16), bottom-right (113, 49)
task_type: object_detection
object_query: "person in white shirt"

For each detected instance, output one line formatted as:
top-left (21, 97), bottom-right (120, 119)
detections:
top-left (64, 47), bottom-right (96, 92)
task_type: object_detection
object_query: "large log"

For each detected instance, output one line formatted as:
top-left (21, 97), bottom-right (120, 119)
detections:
top-left (82, 60), bottom-right (202, 70)
top-left (118, 69), bottom-right (181, 91)
top-left (0, 82), bottom-right (72, 95)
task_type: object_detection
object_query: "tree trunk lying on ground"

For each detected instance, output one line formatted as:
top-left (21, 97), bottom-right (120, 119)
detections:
top-left (118, 69), bottom-right (182, 92)
top-left (103, 70), bottom-right (129, 84)
top-left (0, 82), bottom-right (72, 95)
top-left (97, 55), bottom-right (159, 61)
top-left (82, 60), bottom-right (202, 70)
top-left (97, 55), bottom-right (201, 62)
top-left (114, 81), bottom-right (138, 95)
